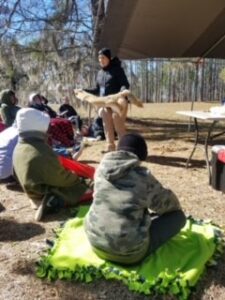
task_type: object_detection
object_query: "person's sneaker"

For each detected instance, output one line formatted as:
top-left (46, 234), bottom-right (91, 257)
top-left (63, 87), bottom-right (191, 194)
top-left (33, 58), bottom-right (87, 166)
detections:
top-left (6, 181), bottom-right (23, 192)
top-left (96, 135), bottom-right (102, 141)
top-left (72, 142), bottom-right (84, 160)
top-left (35, 194), bottom-right (64, 222)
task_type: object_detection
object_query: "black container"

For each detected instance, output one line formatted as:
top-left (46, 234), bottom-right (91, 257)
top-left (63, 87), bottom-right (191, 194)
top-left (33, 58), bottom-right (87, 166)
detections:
top-left (211, 150), bottom-right (225, 192)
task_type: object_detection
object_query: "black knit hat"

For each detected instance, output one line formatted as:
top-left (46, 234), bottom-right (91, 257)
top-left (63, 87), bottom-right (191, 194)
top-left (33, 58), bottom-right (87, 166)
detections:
top-left (117, 133), bottom-right (148, 161)
top-left (98, 48), bottom-right (111, 60)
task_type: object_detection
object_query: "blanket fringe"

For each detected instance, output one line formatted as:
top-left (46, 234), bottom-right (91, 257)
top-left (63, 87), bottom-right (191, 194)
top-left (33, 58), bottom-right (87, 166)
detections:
top-left (36, 217), bottom-right (224, 300)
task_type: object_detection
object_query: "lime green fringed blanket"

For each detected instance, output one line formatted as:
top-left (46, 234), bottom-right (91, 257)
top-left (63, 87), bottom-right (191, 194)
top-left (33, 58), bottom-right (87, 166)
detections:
top-left (37, 206), bottom-right (224, 300)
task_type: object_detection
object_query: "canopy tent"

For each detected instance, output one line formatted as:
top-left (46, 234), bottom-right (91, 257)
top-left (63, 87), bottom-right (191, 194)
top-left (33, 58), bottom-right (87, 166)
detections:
top-left (98, 0), bottom-right (225, 59)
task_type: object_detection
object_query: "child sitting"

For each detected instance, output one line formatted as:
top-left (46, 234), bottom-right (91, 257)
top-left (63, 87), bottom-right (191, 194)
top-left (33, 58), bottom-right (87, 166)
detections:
top-left (0, 89), bottom-right (20, 127)
top-left (13, 108), bottom-right (88, 221)
top-left (85, 133), bottom-right (186, 264)
top-left (0, 123), bottom-right (18, 181)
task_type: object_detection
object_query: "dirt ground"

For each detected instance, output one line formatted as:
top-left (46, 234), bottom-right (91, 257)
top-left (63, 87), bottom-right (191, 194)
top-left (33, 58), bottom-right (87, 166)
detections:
top-left (1, 102), bottom-right (225, 300)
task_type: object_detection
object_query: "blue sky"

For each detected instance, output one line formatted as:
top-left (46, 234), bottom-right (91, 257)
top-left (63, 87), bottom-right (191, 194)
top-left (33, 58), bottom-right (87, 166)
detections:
top-left (0, 0), bottom-right (92, 44)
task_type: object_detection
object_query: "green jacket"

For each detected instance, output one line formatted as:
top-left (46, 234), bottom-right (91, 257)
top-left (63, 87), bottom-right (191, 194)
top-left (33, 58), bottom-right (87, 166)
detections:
top-left (13, 131), bottom-right (87, 204)
top-left (85, 151), bottom-right (181, 263)
top-left (0, 90), bottom-right (20, 127)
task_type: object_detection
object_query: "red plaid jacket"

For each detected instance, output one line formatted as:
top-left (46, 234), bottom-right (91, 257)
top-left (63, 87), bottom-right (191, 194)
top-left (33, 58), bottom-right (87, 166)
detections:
top-left (48, 118), bottom-right (75, 147)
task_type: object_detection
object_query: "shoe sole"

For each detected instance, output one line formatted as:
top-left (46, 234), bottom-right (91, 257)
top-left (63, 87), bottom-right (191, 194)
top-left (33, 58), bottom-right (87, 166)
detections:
top-left (35, 195), bottom-right (48, 222)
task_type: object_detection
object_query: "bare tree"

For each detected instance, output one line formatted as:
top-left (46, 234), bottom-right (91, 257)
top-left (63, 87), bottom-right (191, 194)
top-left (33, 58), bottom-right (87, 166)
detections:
top-left (0, 0), bottom-right (98, 104)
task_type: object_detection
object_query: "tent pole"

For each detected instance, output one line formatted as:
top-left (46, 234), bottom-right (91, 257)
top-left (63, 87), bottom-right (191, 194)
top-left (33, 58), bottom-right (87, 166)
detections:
top-left (188, 58), bottom-right (202, 131)
top-left (200, 33), bottom-right (225, 58)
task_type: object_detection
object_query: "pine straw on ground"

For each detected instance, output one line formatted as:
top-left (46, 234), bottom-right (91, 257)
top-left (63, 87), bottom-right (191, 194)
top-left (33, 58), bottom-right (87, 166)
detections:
top-left (0, 102), bottom-right (225, 300)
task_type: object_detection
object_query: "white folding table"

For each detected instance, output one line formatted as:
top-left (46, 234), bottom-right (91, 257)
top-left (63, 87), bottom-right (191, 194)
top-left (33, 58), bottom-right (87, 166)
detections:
top-left (176, 110), bottom-right (225, 181)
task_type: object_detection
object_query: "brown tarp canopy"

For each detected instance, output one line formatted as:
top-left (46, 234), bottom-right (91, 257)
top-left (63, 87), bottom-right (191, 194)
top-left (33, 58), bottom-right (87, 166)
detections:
top-left (98, 0), bottom-right (225, 59)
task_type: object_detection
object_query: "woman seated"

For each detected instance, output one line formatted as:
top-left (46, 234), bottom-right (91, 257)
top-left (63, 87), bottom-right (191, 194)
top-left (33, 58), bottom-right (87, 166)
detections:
top-left (84, 48), bottom-right (130, 153)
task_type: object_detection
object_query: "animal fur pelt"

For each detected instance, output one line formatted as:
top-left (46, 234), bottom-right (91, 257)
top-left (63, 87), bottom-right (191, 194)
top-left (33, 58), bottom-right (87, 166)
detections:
top-left (74, 89), bottom-right (143, 115)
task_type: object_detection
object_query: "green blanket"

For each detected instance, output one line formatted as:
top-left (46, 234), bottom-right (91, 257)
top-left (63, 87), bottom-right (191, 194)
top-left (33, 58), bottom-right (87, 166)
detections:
top-left (37, 206), bottom-right (224, 300)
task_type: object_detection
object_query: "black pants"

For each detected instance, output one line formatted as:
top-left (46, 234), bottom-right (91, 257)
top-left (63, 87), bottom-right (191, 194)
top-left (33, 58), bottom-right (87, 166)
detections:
top-left (0, 175), bottom-right (16, 184)
top-left (148, 210), bottom-right (186, 254)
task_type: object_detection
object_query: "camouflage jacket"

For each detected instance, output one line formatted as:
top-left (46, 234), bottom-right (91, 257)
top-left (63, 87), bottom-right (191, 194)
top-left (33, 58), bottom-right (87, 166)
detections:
top-left (84, 151), bottom-right (181, 259)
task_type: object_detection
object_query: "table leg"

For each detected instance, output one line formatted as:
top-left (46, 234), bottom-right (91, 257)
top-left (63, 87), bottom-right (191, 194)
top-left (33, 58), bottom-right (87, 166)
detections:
top-left (186, 117), bottom-right (199, 168)
top-left (204, 121), bottom-right (217, 183)
top-left (211, 129), bottom-right (225, 139)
